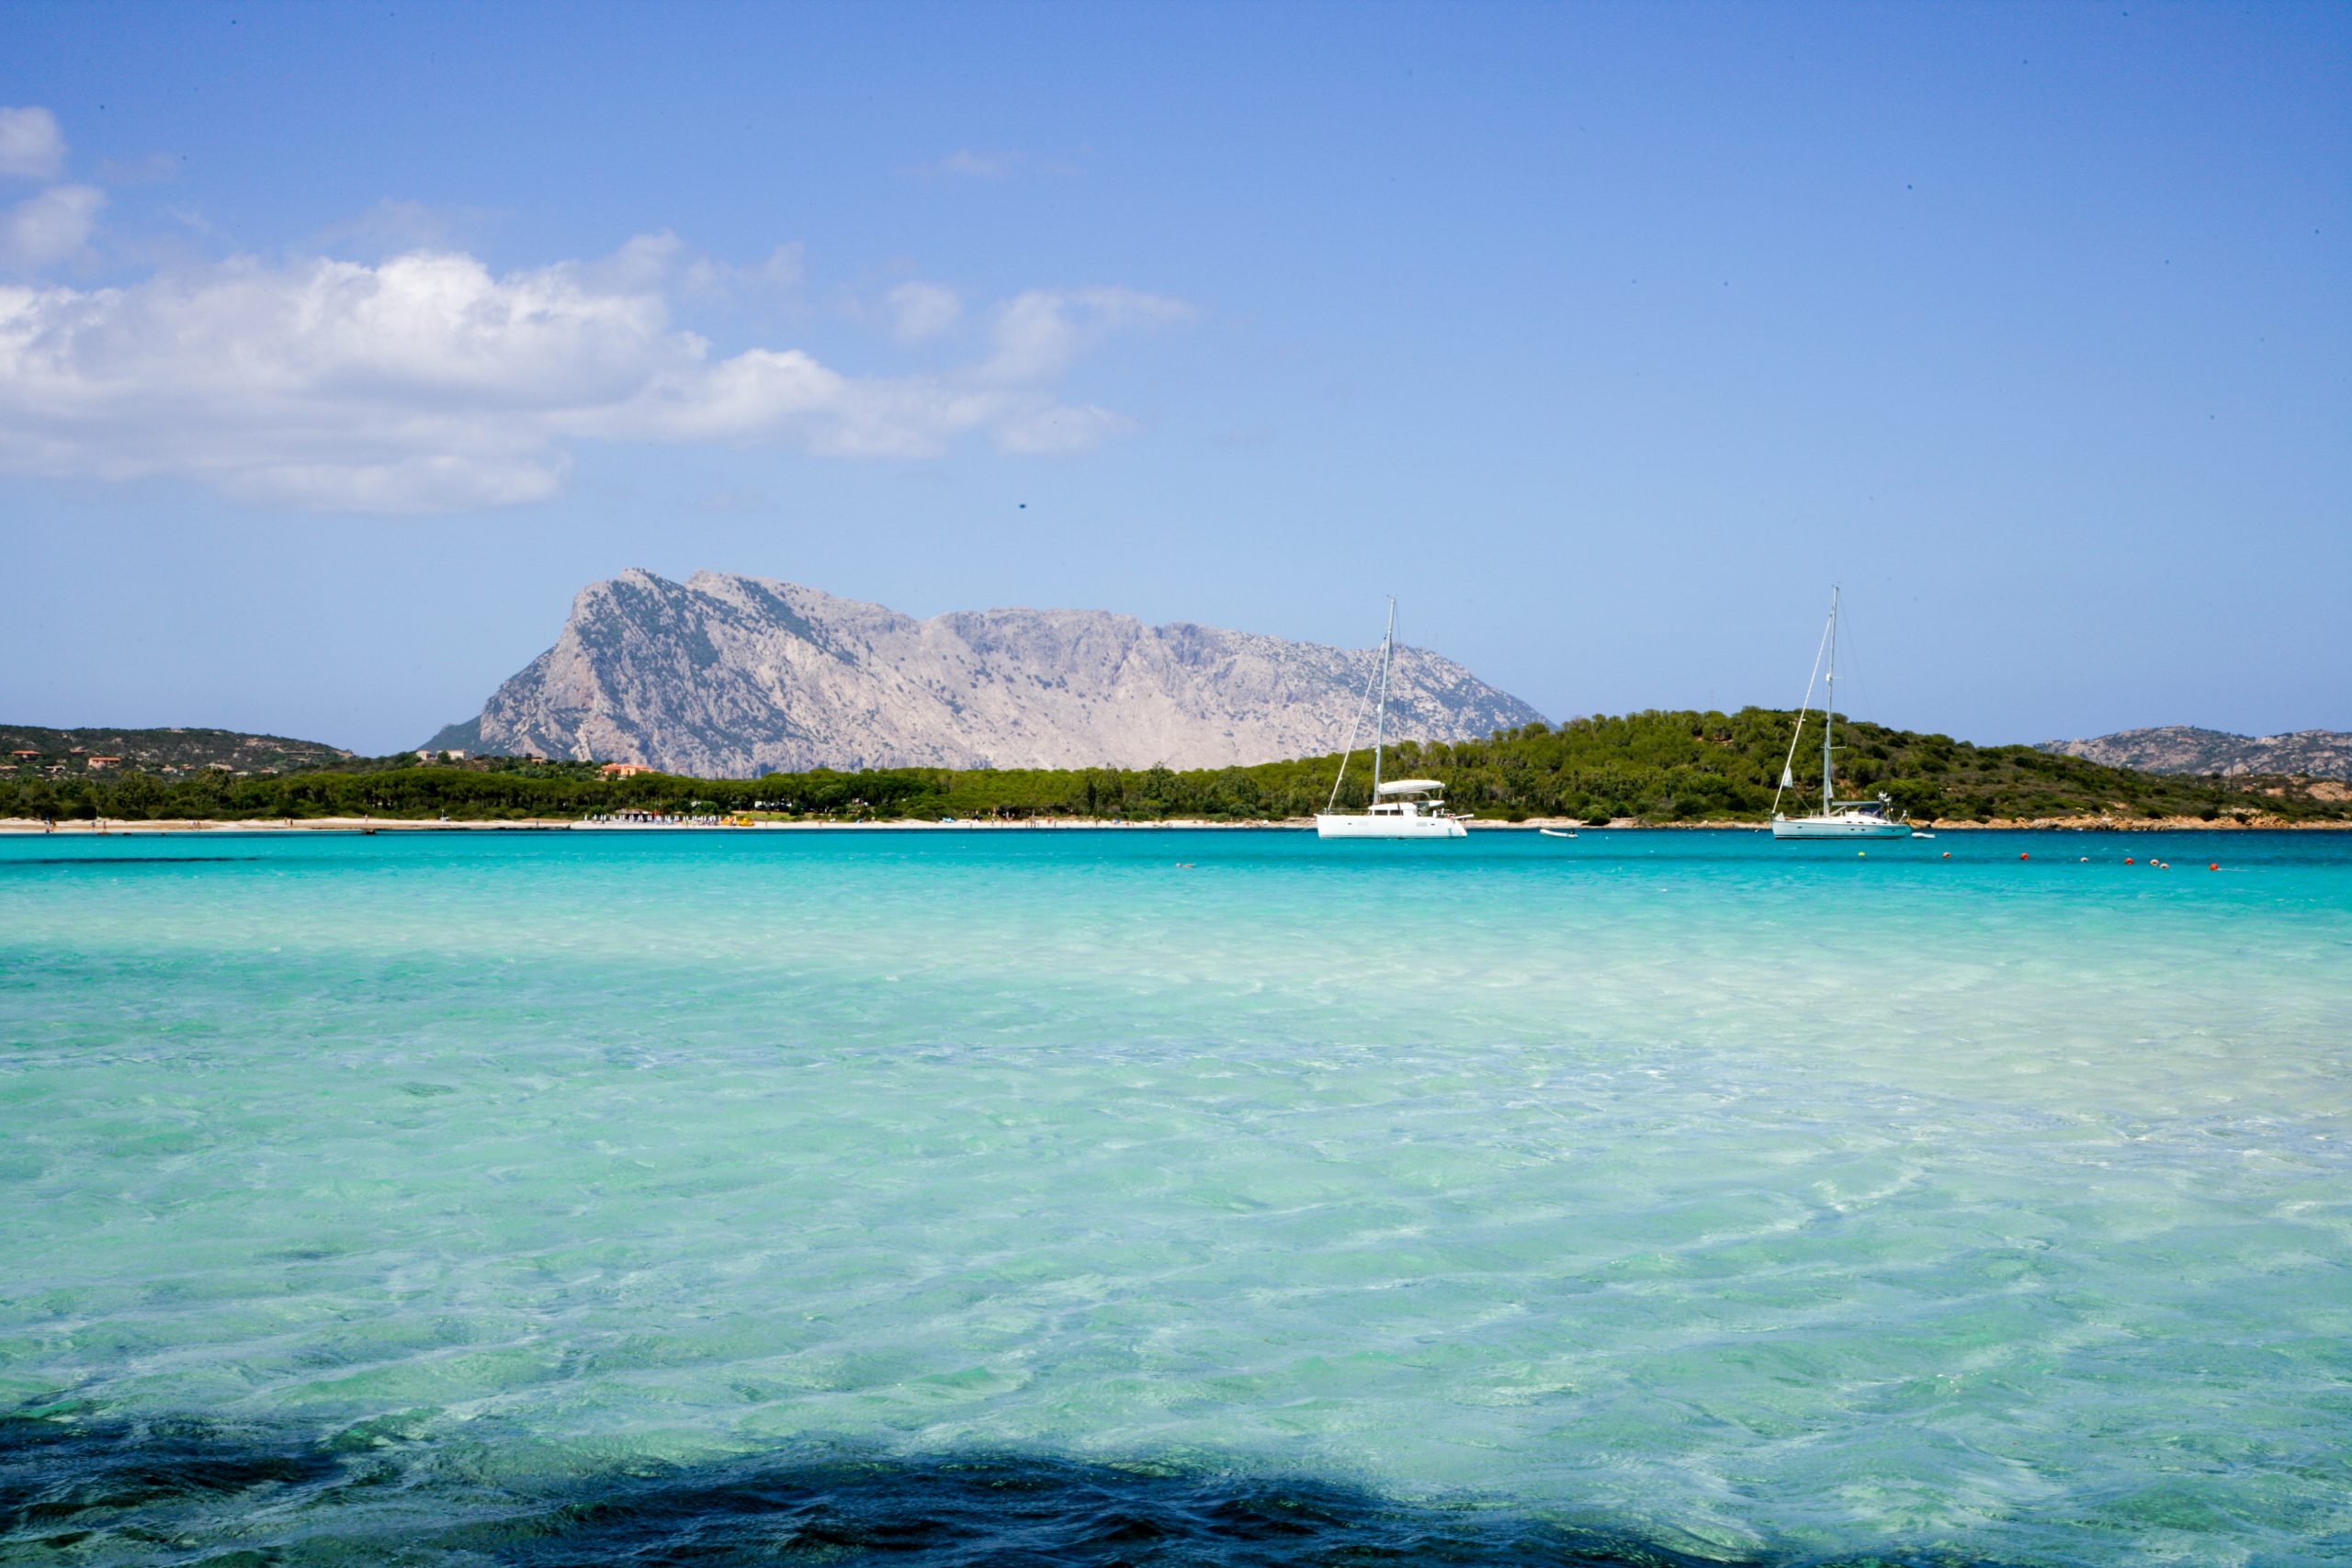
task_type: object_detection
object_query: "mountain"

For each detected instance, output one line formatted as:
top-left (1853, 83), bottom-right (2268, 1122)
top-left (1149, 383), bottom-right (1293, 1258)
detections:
top-left (1, 725), bottom-right (355, 775)
top-left (427, 570), bottom-right (1544, 776)
top-left (2038, 726), bottom-right (2352, 780)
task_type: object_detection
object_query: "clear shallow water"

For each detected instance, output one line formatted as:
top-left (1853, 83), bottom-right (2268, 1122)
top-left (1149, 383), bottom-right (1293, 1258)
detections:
top-left (2, 829), bottom-right (2347, 1565)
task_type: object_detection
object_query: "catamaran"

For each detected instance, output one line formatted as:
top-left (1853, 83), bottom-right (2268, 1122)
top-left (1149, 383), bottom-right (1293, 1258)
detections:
top-left (1770, 586), bottom-right (1912, 840)
top-left (1315, 598), bottom-right (1468, 840)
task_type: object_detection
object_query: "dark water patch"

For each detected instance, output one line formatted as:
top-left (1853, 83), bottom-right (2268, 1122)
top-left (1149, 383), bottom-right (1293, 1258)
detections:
top-left (0, 1411), bottom-right (2026, 1566)
top-left (0, 1411), bottom-right (345, 1540)
top-left (435, 1450), bottom-right (1730, 1567)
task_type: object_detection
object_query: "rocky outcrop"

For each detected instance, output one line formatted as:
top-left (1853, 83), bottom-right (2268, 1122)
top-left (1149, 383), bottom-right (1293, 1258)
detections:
top-left (428, 570), bottom-right (1544, 776)
top-left (2039, 726), bottom-right (2352, 781)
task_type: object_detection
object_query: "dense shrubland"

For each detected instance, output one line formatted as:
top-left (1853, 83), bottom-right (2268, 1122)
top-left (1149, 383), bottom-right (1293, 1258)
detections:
top-left (5, 710), bottom-right (2344, 825)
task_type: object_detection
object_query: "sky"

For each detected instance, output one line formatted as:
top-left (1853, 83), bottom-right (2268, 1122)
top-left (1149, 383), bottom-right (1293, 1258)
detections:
top-left (3, 0), bottom-right (2346, 754)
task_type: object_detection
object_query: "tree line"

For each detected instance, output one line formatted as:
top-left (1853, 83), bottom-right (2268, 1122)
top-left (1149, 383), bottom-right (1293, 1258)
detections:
top-left (5, 709), bottom-right (2345, 825)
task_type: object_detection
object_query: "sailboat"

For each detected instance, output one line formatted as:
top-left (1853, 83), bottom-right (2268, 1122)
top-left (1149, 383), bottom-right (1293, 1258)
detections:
top-left (1770, 586), bottom-right (1913, 840)
top-left (1315, 598), bottom-right (1469, 840)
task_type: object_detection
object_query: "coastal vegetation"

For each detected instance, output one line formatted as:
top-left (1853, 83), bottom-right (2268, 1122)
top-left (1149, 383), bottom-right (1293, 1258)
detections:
top-left (6, 709), bottom-right (2346, 826)
top-left (0, 725), bottom-right (357, 774)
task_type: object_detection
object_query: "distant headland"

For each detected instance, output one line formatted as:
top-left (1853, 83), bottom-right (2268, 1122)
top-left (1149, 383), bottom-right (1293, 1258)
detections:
top-left (2040, 725), bottom-right (2352, 780)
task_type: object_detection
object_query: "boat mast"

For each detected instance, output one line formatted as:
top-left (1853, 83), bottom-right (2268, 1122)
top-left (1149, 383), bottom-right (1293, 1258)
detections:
top-left (1822, 585), bottom-right (1838, 815)
top-left (1373, 596), bottom-right (1396, 796)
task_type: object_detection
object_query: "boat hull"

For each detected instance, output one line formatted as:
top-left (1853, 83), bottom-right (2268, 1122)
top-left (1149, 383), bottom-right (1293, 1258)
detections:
top-left (1315, 813), bottom-right (1468, 840)
top-left (1771, 816), bottom-right (1914, 840)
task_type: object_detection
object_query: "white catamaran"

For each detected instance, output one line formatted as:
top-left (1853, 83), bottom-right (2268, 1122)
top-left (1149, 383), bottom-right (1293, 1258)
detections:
top-left (1315, 598), bottom-right (1469, 840)
top-left (1770, 586), bottom-right (1913, 840)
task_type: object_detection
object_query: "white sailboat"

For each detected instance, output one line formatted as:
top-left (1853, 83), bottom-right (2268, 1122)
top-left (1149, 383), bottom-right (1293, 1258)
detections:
top-left (1770, 586), bottom-right (1912, 840)
top-left (1315, 598), bottom-right (1469, 840)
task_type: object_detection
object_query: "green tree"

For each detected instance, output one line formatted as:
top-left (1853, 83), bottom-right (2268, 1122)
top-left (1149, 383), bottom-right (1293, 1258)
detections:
top-left (105, 770), bottom-right (166, 819)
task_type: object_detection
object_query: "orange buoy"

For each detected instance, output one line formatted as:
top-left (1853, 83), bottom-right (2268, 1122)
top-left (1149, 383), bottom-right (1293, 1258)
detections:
top-left (1941, 852), bottom-right (1951, 859)
top-left (2125, 857), bottom-right (2134, 864)
top-left (2209, 863), bottom-right (2219, 871)
top-left (2019, 852), bottom-right (2030, 860)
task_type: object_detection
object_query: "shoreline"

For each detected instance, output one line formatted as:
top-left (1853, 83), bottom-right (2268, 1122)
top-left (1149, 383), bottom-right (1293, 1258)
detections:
top-left (5, 815), bottom-right (2346, 836)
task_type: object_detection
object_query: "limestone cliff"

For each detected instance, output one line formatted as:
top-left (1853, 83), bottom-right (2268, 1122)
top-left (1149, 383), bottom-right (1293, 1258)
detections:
top-left (427, 570), bottom-right (1544, 776)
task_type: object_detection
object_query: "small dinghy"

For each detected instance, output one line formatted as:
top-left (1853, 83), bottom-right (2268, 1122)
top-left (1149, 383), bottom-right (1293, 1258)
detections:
top-left (1539, 828), bottom-right (1578, 839)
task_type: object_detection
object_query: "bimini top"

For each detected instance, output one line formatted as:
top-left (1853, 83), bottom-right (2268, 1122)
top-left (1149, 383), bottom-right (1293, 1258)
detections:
top-left (1375, 779), bottom-right (1446, 796)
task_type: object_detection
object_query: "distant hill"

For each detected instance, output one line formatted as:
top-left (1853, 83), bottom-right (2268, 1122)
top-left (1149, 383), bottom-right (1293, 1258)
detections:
top-left (2038, 726), bottom-right (2352, 781)
top-left (1, 726), bottom-right (355, 776)
top-left (427, 569), bottom-right (1544, 776)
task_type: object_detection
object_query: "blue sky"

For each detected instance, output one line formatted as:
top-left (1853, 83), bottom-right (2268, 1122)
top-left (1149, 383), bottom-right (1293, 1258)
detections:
top-left (4, 0), bottom-right (2346, 753)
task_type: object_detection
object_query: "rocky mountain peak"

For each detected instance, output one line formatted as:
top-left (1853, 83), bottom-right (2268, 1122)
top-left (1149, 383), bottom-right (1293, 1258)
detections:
top-left (428, 570), bottom-right (1544, 777)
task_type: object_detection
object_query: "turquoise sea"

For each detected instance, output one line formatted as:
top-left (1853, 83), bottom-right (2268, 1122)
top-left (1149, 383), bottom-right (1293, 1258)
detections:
top-left (2, 829), bottom-right (2348, 1565)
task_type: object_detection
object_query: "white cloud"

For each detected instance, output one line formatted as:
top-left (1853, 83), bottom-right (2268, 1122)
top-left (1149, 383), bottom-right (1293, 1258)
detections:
top-left (231, 453), bottom-right (571, 513)
top-left (0, 239), bottom-right (1191, 513)
top-left (1, 185), bottom-right (104, 271)
top-left (981, 287), bottom-right (1193, 382)
top-left (680, 241), bottom-right (805, 306)
top-left (316, 197), bottom-right (493, 254)
top-left (994, 403), bottom-right (1136, 455)
top-left (0, 107), bottom-right (67, 182)
top-left (926, 149), bottom-right (1020, 180)
top-left (559, 228), bottom-right (805, 309)
top-left (884, 279), bottom-right (962, 343)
